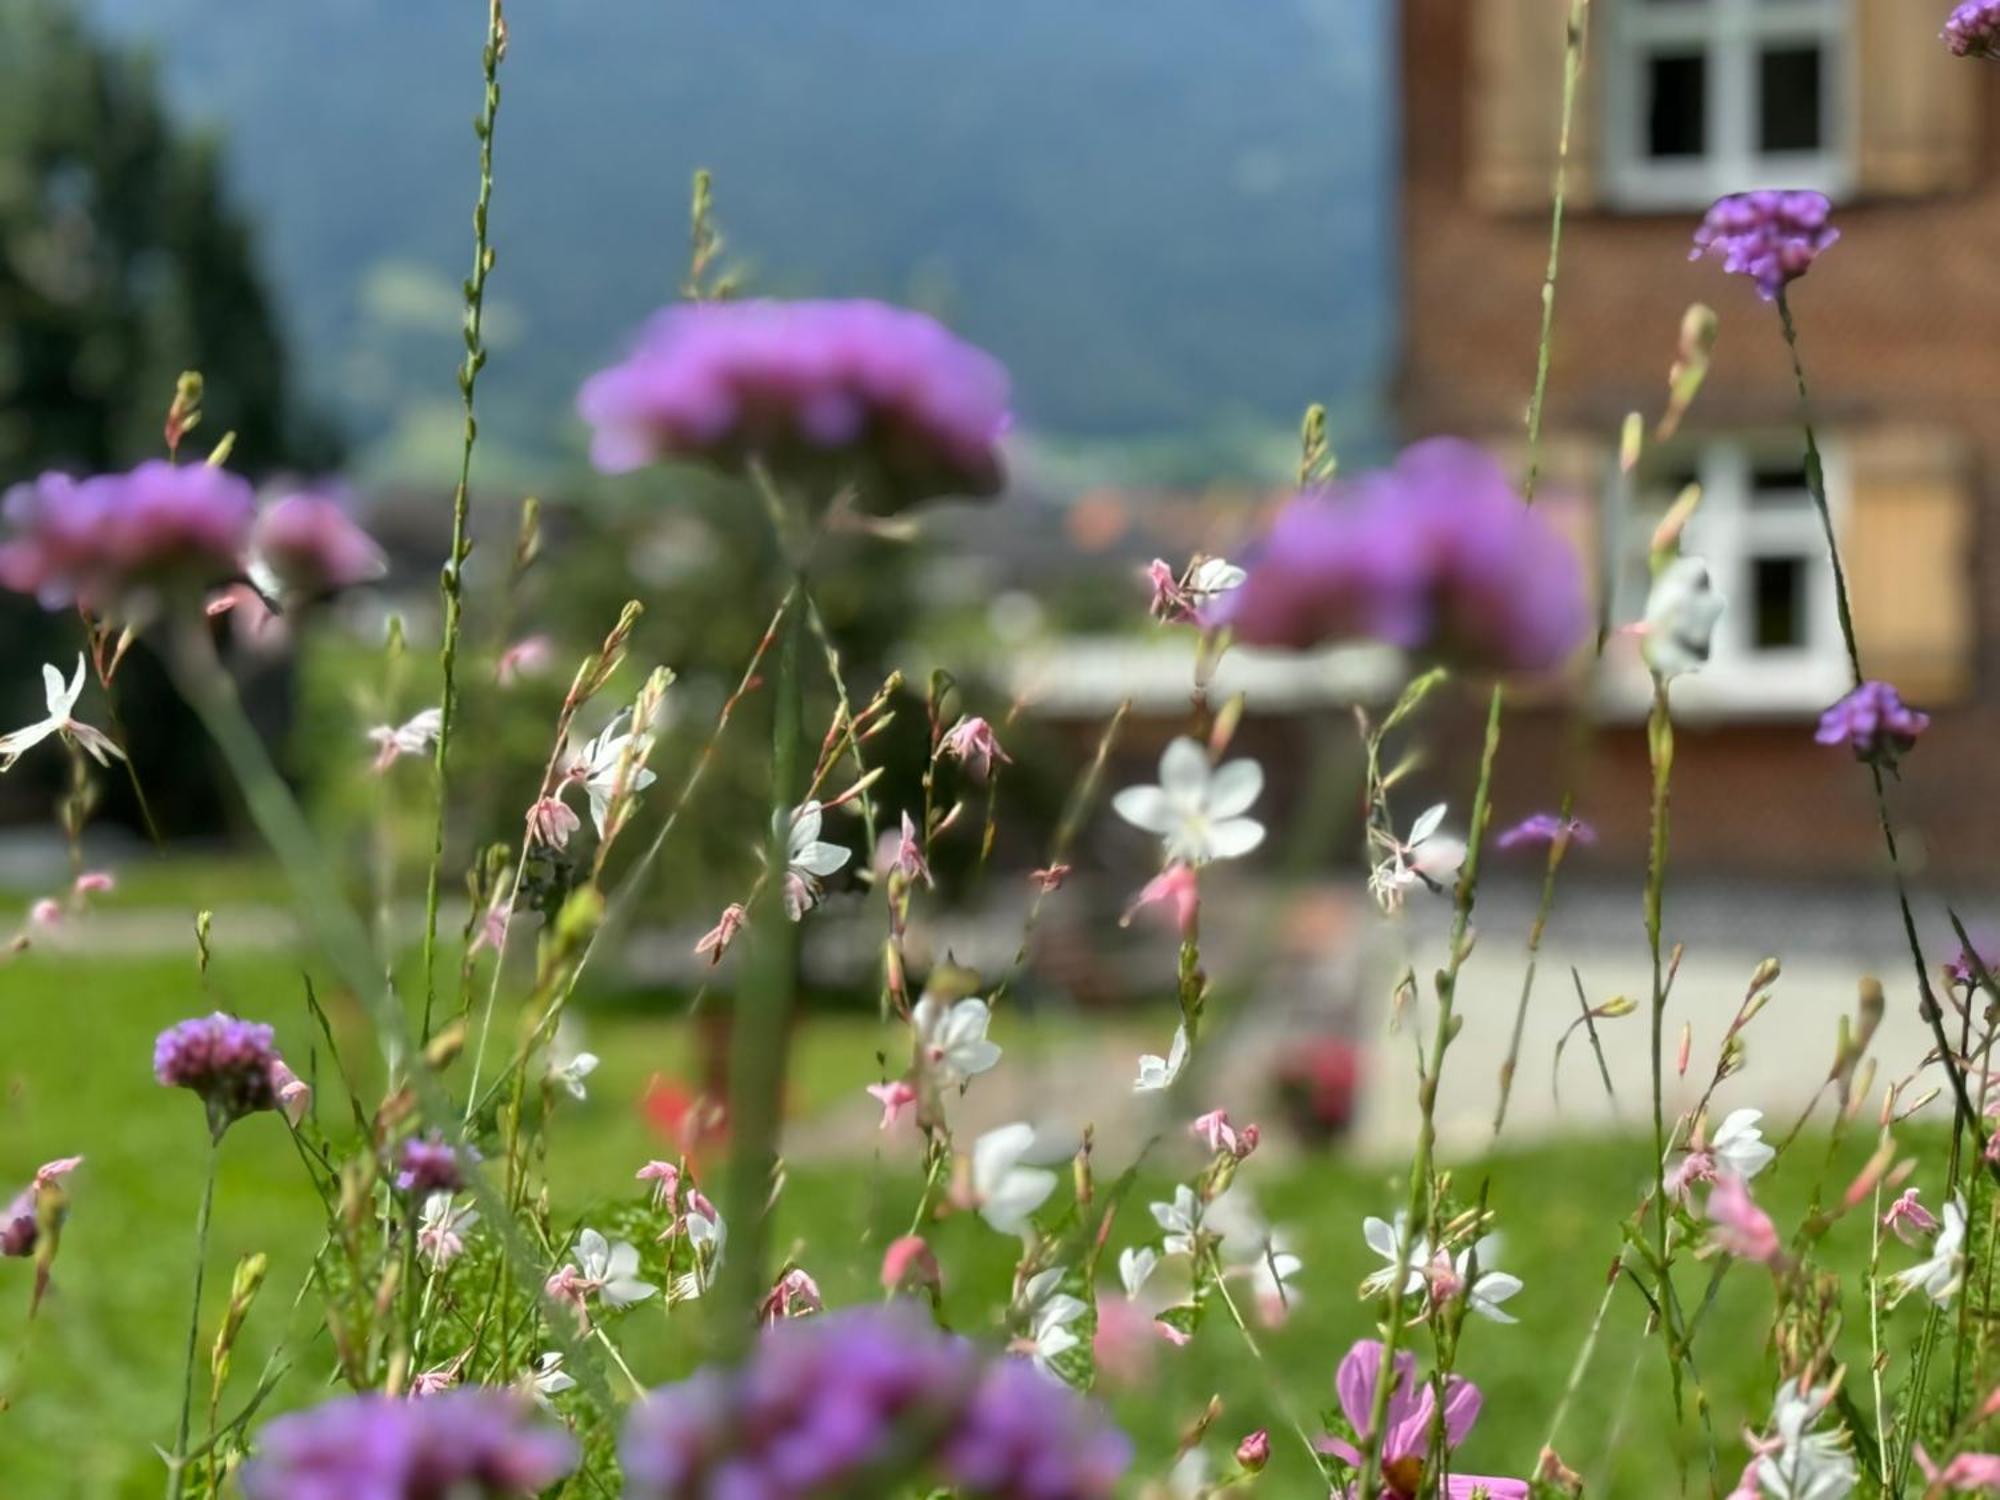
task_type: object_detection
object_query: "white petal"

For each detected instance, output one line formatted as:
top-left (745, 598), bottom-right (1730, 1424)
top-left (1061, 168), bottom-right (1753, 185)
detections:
top-left (1022, 1266), bottom-right (1064, 1307)
top-left (1409, 803), bottom-right (1448, 846)
top-left (972, 1123), bottom-right (1037, 1195)
top-left (793, 840), bottom-right (851, 878)
top-left (1112, 785), bottom-right (1175, 835)
top-left (1204, 818), bottom-right (1266, 861)
top-left (1119, 1246), bottom-right (1159, 1298)
top-left (1157, 737), bottom-right (1211, 805)
top-left (576, 1228), bottom-right (609, 1278)
top-left (789, 802), bottom-right (825, 853)
top-left (980, 1166), bottom-right (1056, 1233)
top-left (1203, 759), bottom-right (1263, 819)
top-left (1362, 1216), bottom-right (1400, 1260)
top-left (950, 1039), bottom-right (1003, 1078)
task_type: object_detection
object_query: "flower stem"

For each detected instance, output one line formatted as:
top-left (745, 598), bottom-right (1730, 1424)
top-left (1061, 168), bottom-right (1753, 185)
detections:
top-left (715, 581), bottom-right (805, 1358)
top-left (420, 0), bottom-right (506, 1042)
top-left (167, 1132), bottom-right (221, 1500)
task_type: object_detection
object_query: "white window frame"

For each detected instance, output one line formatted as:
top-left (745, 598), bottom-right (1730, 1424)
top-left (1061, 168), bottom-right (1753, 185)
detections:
top-left (1603, 0), bottom-right (1854, 209)
top-left (1597, 439), bottom-right (1853, 721)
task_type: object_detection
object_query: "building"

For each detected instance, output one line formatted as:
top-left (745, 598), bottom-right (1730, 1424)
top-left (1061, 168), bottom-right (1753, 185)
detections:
top-left (1401, 0), bottom-right (1996, 880)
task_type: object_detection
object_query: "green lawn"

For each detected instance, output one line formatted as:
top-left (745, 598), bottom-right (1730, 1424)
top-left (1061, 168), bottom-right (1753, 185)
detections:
top-left (0, 946), bottom-right (1918, 1497)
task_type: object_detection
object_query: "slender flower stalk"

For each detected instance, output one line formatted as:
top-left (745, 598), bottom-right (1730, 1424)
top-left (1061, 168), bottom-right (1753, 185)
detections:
top-left (1354, 3), bottom-right (1588, 1490)
top-left (1492, 794), bottom-right (1581, 1137)
top-left (166, 1135), bottom-right (221, 1500)
top-left (420, 0), bottom-right (507, 1041)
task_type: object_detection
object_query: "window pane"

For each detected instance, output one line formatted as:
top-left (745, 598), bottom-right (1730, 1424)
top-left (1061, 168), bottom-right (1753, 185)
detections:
top-left (1751, 555), bottom-right (1810, 649)
top-left (1749, 462), bottom-right (1811, 502)
top-left (1647, 52), bottom-right (1707, 158)
top-left (1759, 46), bottom-right (1823, 153)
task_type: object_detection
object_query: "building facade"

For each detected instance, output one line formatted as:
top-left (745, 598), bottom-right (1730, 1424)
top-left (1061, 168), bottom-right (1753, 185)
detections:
top-left (1402, 0), bottom-right (1998, 878)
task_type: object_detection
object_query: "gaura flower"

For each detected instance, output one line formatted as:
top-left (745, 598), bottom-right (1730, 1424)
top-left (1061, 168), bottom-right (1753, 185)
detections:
top-left (692, 903), bottom-right (747, 967)
top-left (578, 298), bottom-right (1012, 513)
top-left (528, 1352), bottom-right (576, 1405)
top-left (547, 1228), bottom-right (657, 1327)
top-left (1753, 1379), bottom-right (1858, 1500)
top-left (1121, 862), bottom-right (1200, 939)
top-left (969, 1122), bottom-right (1057, 1235)
top-left (1016, 1267), bottom-right (1089, 1371)
top-left (417, 1194), bottom-right (480, 1267)
top-left (636, 1159), bottom-right (681, 1210)
top-left (1642, 556), bottom-right (1726, 678)
top-left (1192, 1109), bottom-right (1258, 1160)
top-left (546, 1021), bottom-right (599, 1101)
top-left (0, 658), bottom-right (124, 771)
top-left (1916, 1443), bottom-right (2000, 1491)
top-left (1148, 555), bottom-right (1246, 624)
top-left (1446, 1240), bottom-right (1523, 1324)
top-left (1133, 1024), bottom-right (1190, 1094)
top-left (912, 994), bottom-right (1002, 1086)
top-left (1360, 1213), bottom-right (1429, 1300)
top-left (1709, 1107), bottom-right (1776, 1181)
top-left (757, 1266), bottom-right (824, 1324)
top-left (1890, 1194), bottom-right (1966, 1307)
top-left (495, 634), bottom-right (554, 687)
top-left (368, 707), bottom-right (442, 774)
top-left (1317, 1340), bottom-right (1527, 1498)
top-left (1706, 1175), bottom-right (1782, 1265)
top-left (1882, 1187), bottom-right (1941, 1246)
top-left (1243, 1236), bottom-right (1305, 1326)
top-left (891, 810), bottom-right (933, 889)
top-left (1150, 1185), bottom-right (1206, 1258)
top-left (1118, 1245), bottom-right (1160, 1299)
top-left (560, 710), bottom-right (658, 837)
top-left (1368, 804), bottom-right (1466, 913)
top-left (867, 1079), bottom-right (918, 1129)
top-left (1113, 737), bottom-right (1265, 866)
top-left (526, 796), bottom-right (581, 851)
top-left (783, 800), bottom-right (852, 919)
top-left (1691, 190), bottom-right (1840, 302)
top-left (939, 715), bottom-right (1012, 782)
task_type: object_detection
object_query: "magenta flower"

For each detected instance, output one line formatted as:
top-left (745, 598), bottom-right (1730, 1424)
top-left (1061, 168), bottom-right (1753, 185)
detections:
top-left (1318, 1340), bottom-right (1526, 1498)
top-left (242, 1388), bottom-right (576, 1499)
top-left (867, 1079), bottom-right (917, 1130)
top-left (1706, 1175), bottom-right (1782, 1265)
top-left (940, 715), bottom-right (1012, 781)
top-left (1495, 813), bottom-right (1595, 852)
top-left (394, 1132), bottom-right (468, 1196)
top-left (578, 299), bottom-right (1012, 513)
top-left (153, 1013), bottom-right (288, 1136)
top-left (0, 1157), bottom-right (81, 1258)
top-left (1213, 439), bottom-right (1587, 674)
top-left (247, 491), bottom-right (387, 603)
top-left (0, 462), bottom-right (255, 613)
top-left (1945, 0), bottom-right (2000, 57)
top-left (1815, 680), bottom-right (1930, 766)
top-left (1884, 1188), bottom-right (1942, 1246)
top-left (1691, 191), bottom-right (1839, 302)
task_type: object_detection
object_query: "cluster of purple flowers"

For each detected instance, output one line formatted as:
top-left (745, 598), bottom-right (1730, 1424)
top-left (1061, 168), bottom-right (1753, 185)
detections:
top-left (577, 298), bottom-right (1012, 513)
top-left (1210, 438), bottom-right (1588, 674)
top-left (1945, 0), bottom-right (2000, 58)
top-left (1690, 190), bottom-right (1839, 302)
top-left (0, 462), bottom-right (255, 612)
top-left (248, 490), bottom-right (389, 602)
top-left (241, 1389), bottom-right (576, 1500)
top-left (394, 1131), bottom-right (469, 1195)
top-left (1815, 680), bottom-right (1930, 766)
top-left (153, 1013), bottom-right (289, 1135)
top-left (620, 1306), bottom-right (1129, 1499)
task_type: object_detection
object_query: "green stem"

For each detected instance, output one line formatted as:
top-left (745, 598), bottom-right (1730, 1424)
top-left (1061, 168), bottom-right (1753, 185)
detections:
top-left (715, 583), bottom-right (805, 1357)
top-left (420, 0), bottom-right (506, 1041)
top-left (1774, 290), bottom-right (1860, 687)
top-left (167, 1132), bottom-right (221, 1500)
top-left (1643, 679), bottom-right (1687, 1426)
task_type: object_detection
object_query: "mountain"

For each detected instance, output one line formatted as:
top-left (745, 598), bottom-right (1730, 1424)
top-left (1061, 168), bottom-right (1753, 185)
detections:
top-left (78, 0), bottom-right (1392, 484)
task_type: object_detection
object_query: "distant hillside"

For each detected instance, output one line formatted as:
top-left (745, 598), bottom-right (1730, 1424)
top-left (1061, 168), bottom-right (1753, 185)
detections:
top-left (80, 0), bottom-right (1391, 484)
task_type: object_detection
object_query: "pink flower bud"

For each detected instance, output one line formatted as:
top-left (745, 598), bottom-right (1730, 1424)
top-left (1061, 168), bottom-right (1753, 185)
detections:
top-left (1235, 1429), bottom-right (1270, 1473)
top-left (880, 1234), bottom-right (941, 1295)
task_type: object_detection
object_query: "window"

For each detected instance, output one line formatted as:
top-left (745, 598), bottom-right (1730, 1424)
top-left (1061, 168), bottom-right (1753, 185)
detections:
top-left (1600, 440), bottom-right (1851, 719)
top-left (1606, 0), bottom-right (1850, 207)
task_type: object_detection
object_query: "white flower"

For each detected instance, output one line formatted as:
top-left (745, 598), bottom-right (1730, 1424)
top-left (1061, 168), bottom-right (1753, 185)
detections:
top-left (417, 1193), bottom-right (479, 1266)
top-left (529, 1352), bottom-right (575, 1404)
top-left (1166, 1450), bottom-right (1211, 1500)
top-left (1367, 803), bottom-right (1466, 912)
top-left (367, 706), bottom-right (442, 772)
top-left (1246, 1236), bottom-right (1304, 1310)
top-left (1150, 1185), bottom-right (1205, 1258)
top-left (1360, 1213), bottom-right (1429, 1299)
top-left (564, 711), bottom-right (659, 835)
top-left (1643, 556), bottom-right (1726, 679)
top-left (1118, 1245), bottom-right (1160, 1299)
top-left (1188, 557), bottom-right (1247, 601)
top-left (783, 801), bottom-right (852, 919)
top-left (971, 1122), bottom-right (1057, 1235)
top-left (1711, 1107), bottom-right (1775, 1181)
top-left (1018, 1267), bottom-right (1088, 1371)
top-left (1755, 1379), bottom-right (1858, 1500)
top-left (913, 995), bottom-right (1001, 1086)
top-left (673, 1195), bottom-right (727, 1302)
top-left (1453, 1238), bottom-right (1523, 1324)
top-left (1133, 1023), bottom-right (1190, 1093)
top-left (547, 1020), bottom-right (599, 1101)
top-left (1890, 1195), bottom-right (1965, 1308)
top-left (575, 1227), bottom-right (657, 1308)
top-left (0, 658), bottom-right (125, 771)
top-left (1112, 737), bottom-right (1265, 866)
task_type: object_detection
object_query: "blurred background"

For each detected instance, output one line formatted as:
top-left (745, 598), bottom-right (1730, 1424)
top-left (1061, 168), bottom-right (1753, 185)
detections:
top-left (0, 2), bottom-right (1992, 1490)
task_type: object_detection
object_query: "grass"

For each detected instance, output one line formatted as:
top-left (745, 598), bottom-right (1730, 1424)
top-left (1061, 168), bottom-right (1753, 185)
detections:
top-left (0, 942), bottom-right (1928, 1498)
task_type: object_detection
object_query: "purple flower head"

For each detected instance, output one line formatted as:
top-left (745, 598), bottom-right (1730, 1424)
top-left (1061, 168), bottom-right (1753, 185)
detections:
top-left (941, 1355), bottom-right (1133, 1499)
top-left (243, 1388), bottom-right (576, 1500)
top-left (0, 462), bottom-right (255, 614)
top-left (1946, 1), bottom-right (2000, 57)
top-left (1495, 813), bottom-right (1597, 852)
top-left (578, 299), bottom-right (1013, 513)
top-left (1318, 1340), bottom-right (1526, 1498)
top-left (1815, 680), bottom-right (1930, 767)
top-left (249, 490), bottom-right (388, 602)
top-left (153, 1013), bottom-right (285, 1136)
top-left (621, 1305), bottom-right (1130, 1499)
top-left (1212, 439), bottom-right (1588, 674)
top-left (395, 1132), bottom-right (470, 1196)
top-left (1690, 191), bottom-right (1840, 301)
top-left (1948, 935), bottom-right (2000, 988)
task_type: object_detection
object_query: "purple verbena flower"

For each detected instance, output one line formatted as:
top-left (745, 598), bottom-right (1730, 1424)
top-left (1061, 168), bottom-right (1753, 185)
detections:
top-left (395, 1132), bottom-right (469, 1196)
top-left (248, 490), bottom-right (388, 603)
top-left (1690, 191), bottom-right (1840, 301)
top-left (1948, 936), bottom-right (2000, 988)
top-left (153, 1013), bottom-right (286, 1136)
top-left (941, 1353), bottom-right (1133, 1499)
top-left (1317, 1339), bottom-right (1526, 1498)
top-left (1815, 680), bottom-right (1930, 766)
top-left (577, 299), bottom-right (1012, 513)
top-left (1495, 813), bottom-right (1597, 852)
top-left (1945, 1), bottom-right (2000, 57)
top-left (0, 462), bottom-right (256, 614)
top-left (1211, 438), bottom-right (1588, 674)
top-left (242, 1388), bottom-right (576, 1500)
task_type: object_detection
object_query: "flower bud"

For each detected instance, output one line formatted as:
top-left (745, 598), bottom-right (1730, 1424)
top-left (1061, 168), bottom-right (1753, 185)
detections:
top-left (1235, 1428), bottom-right (1270, 1473)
